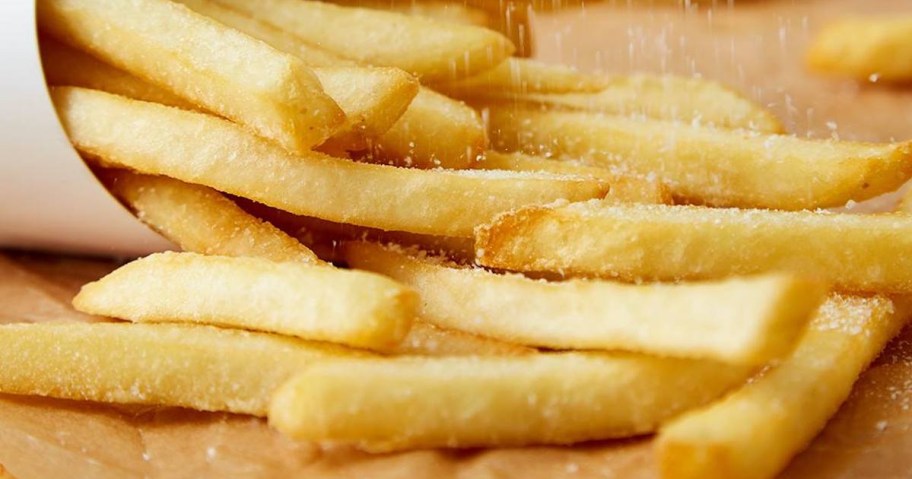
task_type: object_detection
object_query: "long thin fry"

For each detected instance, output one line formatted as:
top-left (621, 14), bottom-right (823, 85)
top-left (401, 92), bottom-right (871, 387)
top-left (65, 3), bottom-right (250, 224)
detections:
top-left (342, 242), bottom-right (824, 364)
top-left (269, 352), bottom-right (752, 451)
top-left (475, 152), bottom-right (670, 204)
top-left (212, 0), bottom-right (514, 81)
top-left (657, 294), bottom-right (909, 479)
top-left (0, 322), bottom-right (358, 416)
top-left (476, 202), bottom-right (912, 293)
top-left (807, 16), bottom-right (912, 82)
top-left (333, 0), bottom-right (493, 28)
top-left (394, 322), bottom-right (535, 357)
top-left (73, 252), bottom-right (416, 351)
top-left (38, 0), bottom-right (344, 154)
top-left (487, 107), bottom-right (912, 210)
top-left (103, 171), bottom-right (319, 264)
top-left (54, 88), bottom-right (607, 238)
top-left (437, 58), bottom-right (610, 95)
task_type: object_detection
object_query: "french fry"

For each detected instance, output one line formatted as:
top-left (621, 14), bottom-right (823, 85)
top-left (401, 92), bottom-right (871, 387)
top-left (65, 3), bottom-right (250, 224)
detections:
top-left (212, 0), bottom-right (515, 82)
top-left (54, 88), bottom-right (608, 237)
top-left (657, 294), bottom-right (909, 479)
top-left (333, 0), bottom-right (493, 29)
top-left (103, 171), bottom-right (320, 264)
top-left (394, 322), bottom-right (535, 357)
top-left (343, 242), bottom-right (824, 364)
top-left (475, 152), bottom-right (671, 204)
top-left (0, 322), bottom-right (358, 416)
top-left (436, 58), bottom-right (610, 95)
top-left (476, 202), bottom-right (912, 293)
top-left (37, 0), bottom-right (345, 154)
top-left (487, 106), bottom-right (912, 210)
top-left (478, 74), bottom-right (783, 132)
top-left (72, 252), bottom-right (416, 351)
top-left (807, 16), bottom-right (912, 82)
top-left (269, 352), bottom-right (752, 451)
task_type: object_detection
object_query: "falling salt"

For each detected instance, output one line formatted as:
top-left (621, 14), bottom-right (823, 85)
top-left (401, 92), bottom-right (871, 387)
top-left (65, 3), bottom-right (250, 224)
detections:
top-left (565, 462), bottom-right (580, 473)
top-left (875, 420), bottom-right (888, 432)
top-left (206, 446), bottom-right (218, 461)
top-left (869, 73), bottom-right (881, 83)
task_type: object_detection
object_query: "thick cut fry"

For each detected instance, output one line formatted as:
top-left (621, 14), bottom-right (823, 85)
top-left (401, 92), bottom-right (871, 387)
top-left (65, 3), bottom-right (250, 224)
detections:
top-left (475, 152), bottom-right (670, 204)
top-left (103, 171), bottom-right (319, 264)
top-left (54, 88), bottom-right (607, 237)
top-left (38, 0), bottom-right (344, 154)
top-left (343, 242), bottom-right (824, 364)
top-left (807, 16), bottom-right (912, 82)
top-left (0, 322), bottom-right (357, 416)
top-left (394, 322), bottom-right (535, 357)
top-left (487, 107), bottom-right (912, 210)
top-left (476, 202), bottom-right (912, 293)
top-left (269, 352), bottom-right (752, 451)
top-left (437, 58), bottom-right (610, 95)
top-left (73, 252), bottom-right (416, 351)
top-left (478, 74), bottom-right (783, 132)
top-left (39, 37), bottom-right (194, 110)
top-left (212, 0), bottom-right (514, 82)
top-left (658, 294), bottom-right (908, 479)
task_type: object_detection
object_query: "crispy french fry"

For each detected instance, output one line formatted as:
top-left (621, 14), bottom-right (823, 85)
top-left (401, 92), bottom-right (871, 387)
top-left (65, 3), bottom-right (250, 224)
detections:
top-left (334, 0), bottom-right (493, 28)
top-left (54, 88), bottom-right (607, 237)
top-left (436, 58), bottom-right (610, 95)
top-left (39, 37), bottom-right (194, 110)
top-left (475, 152), bottom-right (671, 204)
top-left (73, 252), bottom-right (416, 351)
top-left (0, 322), bottom-right (358, 415)
top-left (38, 0), bottom-right (345, 154)
top-left (394, 322), bottom-right (535, 357)
top-left (476, 202), bottom-right (912, 293)
top-left (343, 242), bottom-right (824, 364)
top-left (487, 107), bottom-right (912, 210)
top-left (212, 0), bottom-right (514, 82)
top-left (658, 294), bottom-right (909, 479)
top-left (103, 171), bottom-right (320, 264)
top-left (807, 16), bottom-right (912, 82)
top-left (269, 352), bottom-right (752, 451)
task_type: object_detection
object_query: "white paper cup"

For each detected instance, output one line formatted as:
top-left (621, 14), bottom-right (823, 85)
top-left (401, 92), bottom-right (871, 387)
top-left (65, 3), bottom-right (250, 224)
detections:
top-left (0, 3), bottom-right (172, 257)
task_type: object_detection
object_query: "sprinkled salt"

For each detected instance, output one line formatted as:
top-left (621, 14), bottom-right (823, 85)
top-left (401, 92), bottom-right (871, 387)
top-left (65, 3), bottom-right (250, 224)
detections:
top-left (875, 420), bottom-right (888, 432)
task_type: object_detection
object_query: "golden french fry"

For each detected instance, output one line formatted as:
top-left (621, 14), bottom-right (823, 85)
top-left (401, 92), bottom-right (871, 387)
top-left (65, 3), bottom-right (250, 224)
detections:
top-left (478, 74), bottom-right (783, 132)
top-left (38, 0), bottom-right (345, 154)
top-left (476, 202), bottom-right (912, 293)
top-left (475, 152), bottom-right (671, 204)
top-left (394, 322), bottom-right (535, 357)
top-left (807, 16), bottom-right (912, 82)
top-left (343, 242), bottom-right (824, 364)
top-left (436, 58), bottom-right (610, 95)
top-left (54, 88), bottom-right (608, 237)
top-left (334, 0), bottom-right (493, 28)
top-left (269, 352), bottom-right (751, 451)
top-left (487, 106), bottom-right (912, 210)
top-left (0, 322), bottom-right (358, 415)
top-left (212, 0), bottom-right (514, 82)
top-left (73, 252), bottom-right (416, 351)
top-left (103, 171), bottom-right (320, 264)
top-left (658, 294), bottom-right (909, 479)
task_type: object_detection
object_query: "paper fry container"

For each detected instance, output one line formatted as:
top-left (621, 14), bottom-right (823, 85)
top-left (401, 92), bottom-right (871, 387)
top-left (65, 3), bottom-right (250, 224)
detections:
top-left (0, 3), bottom-right (172, 257)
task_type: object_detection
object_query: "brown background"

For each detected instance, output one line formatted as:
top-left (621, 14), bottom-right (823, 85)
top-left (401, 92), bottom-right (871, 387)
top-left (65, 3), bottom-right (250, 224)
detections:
top-left (2, 0), bottom-right (912, 477)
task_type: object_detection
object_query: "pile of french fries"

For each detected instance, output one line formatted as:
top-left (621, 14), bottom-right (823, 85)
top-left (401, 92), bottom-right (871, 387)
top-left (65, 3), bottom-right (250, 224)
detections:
top-left (7, 0), bottom-right (912, 477)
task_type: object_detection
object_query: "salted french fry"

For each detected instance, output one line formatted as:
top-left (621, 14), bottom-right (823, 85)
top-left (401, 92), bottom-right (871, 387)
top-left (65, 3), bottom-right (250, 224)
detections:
top-left (269, 351), bottom-right (752, 451)
top-left (394, 322), bottom-right (535, 357)
top-left (807, 16), bottom-right (912, 82)
top-left (54, 88), bottom-right (607, 237)
top-left (37, 0), bottom-right (345, 154)
top-left (343, 242), bottom-right (824, 364)
top-left (103, 171), bottom-right (320, 264)
top-left (39, 37), bottom-right (194, 110)
top-left (0, 322), bottom-right (358, 416)
top-left (478, 74), bottom-right (783, 132)
top-left (658, 294), bottom-right (909, 479)
top-left (475, 152), bottom-right (671, 204)
top-left (436, 58), bottom-right (610, 95)
top-left (212, 0), bottom-right (514, 82)
top-left (334, 0), bottom-right (493, 28)
top-left (487, 107), bottom-right (912, 210)
top-left (476, 202), bottom-right (912, 293)
top-left (73, 252), bottom-right (416, 351)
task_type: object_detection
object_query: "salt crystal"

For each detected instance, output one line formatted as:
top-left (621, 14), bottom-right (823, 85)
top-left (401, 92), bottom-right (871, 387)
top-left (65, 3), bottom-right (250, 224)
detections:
top-left (875, 420), bottom-right (888, 432)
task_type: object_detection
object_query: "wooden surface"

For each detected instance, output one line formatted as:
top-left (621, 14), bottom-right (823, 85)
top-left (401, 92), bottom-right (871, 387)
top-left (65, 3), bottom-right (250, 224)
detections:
top-left (3, 0), bottom-right (912, 477)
